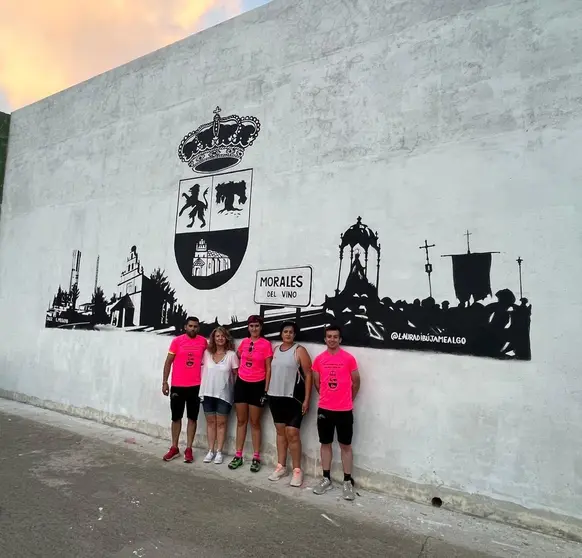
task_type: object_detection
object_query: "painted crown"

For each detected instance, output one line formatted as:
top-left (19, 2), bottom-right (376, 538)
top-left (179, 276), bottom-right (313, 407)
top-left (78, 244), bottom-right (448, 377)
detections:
top-left (178, 107), bottom-right (261, 174)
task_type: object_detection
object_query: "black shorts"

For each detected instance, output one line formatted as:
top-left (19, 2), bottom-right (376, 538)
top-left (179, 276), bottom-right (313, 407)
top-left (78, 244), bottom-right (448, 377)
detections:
top-left (170, 386), bottom-right (201, 421)
top-left (269, 396), bottom-right (303, 429)
top-left (317, 408), bottom-right (353, 445)
top-left (233, 377), bottom-right (266, 407)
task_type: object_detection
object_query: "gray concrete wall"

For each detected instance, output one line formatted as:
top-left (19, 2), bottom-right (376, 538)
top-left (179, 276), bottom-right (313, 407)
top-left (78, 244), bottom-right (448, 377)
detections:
top-left (1, 0), bottom-right (581, 539)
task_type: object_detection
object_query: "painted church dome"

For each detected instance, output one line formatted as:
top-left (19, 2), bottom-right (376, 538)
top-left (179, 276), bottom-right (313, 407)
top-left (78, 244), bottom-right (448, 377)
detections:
top-left (340, 216), bottom-right (379, 251)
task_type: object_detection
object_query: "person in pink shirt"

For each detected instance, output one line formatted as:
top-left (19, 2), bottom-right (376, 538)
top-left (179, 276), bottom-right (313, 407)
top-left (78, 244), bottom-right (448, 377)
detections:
top-left (228, 315), bottom-right (273, 473)
top-left (161, 316), bottom-right (208, 464)
top-left (311, 325), bottom-right (361, 501)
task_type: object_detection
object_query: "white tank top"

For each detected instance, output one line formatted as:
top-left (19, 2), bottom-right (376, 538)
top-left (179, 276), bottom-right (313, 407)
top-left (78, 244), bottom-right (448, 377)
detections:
top-left (268, 344), bottom-right (302, 398)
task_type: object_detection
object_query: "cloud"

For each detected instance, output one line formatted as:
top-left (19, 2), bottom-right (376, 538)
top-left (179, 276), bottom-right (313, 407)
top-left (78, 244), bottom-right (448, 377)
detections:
top-left (0, 0), bottom-right (244, 111)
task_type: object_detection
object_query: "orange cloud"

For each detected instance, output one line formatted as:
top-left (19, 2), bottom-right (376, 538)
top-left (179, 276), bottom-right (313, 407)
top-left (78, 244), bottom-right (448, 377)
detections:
top-left (0, 0), bottom-right (243, 111)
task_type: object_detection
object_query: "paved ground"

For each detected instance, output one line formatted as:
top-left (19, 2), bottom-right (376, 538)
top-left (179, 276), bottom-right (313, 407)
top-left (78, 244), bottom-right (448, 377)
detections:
top-left (0, 401), bottom-right (580, 558)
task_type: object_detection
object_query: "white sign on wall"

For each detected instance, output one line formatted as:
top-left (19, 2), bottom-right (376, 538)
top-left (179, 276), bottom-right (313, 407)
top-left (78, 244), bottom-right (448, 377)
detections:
top-left (254, 266), bottom-right (313, 308)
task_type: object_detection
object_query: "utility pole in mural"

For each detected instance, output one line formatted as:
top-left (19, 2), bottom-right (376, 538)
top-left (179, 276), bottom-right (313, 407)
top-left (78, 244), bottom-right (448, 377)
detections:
top-left (517, 256), bottom-right (524, 299)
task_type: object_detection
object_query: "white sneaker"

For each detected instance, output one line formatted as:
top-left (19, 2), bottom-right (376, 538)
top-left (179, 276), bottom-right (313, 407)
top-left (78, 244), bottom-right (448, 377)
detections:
top-left (290, 468), bottom-right (303, 487)
top-left (214, 451), bottom-right (223, 464)
top-left (268, 464), bottom-right (289, 481)
top-left (203, 450), bottom-right (215, 463)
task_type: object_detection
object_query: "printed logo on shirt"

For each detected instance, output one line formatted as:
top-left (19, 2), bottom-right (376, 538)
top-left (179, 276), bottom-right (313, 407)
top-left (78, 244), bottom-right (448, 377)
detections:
top-left (328, 371), bottom-right (338, 390)
top-left (186, 351), bottom-right (195, 368)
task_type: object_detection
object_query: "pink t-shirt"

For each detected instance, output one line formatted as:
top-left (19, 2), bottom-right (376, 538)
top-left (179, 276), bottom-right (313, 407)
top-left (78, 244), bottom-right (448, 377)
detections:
top-left (312, 348), bottom-right (358, 411)
top-left (168, 334), bottom-right (208, 387)
top-left (237, 337), bottom-right (273, 383)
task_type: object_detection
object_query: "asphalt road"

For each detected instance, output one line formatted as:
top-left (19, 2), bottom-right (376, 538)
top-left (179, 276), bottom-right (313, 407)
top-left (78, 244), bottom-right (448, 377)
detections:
top-left (0, 409), bottom-right (573, 558)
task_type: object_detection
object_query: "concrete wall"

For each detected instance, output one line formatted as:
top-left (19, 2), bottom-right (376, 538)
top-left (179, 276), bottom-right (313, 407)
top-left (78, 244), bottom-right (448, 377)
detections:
top-left (1, 0), bottom-right (582, 540)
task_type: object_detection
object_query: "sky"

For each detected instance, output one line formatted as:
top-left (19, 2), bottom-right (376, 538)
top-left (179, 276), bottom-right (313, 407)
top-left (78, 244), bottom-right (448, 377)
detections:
top-left (0, 0), bottom-right (270, 113)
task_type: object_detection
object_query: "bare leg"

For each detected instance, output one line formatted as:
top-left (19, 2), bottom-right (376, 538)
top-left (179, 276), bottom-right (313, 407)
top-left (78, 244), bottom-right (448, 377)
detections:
top-left (274, 423), bottom-right (288, 466)
top-left (171, 420), bottom-right (181, 447)
top-left (320, 443), bottom-right (333, 472)
top-left (206, 415), bottom-right (217, 451)
top-left (339, 443), bottom-right (353, 475)
top-left (235, 403), bottom-right (249, 452)
top-left (216, 415), bottom-right (228, 452)
top-left (186, 419), bottom-right (197, 449)
top-left (249, 405), bottom-right (263, 455)
top-left (286, 427), bottom-right (302, 470)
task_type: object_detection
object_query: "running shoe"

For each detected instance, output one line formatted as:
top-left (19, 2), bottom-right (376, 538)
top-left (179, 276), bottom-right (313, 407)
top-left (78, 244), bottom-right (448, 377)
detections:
top-left (250, 458), bottom-right (261, 473)
top-left (342, 480), bottom-right (355, 501)
top-left (162, 446), bottom-right (180, 461)
top-left (268, 464), bottom-right (288, 481)
top-left (313, 477), bottom-right (333, 495)
top-left (290, 468), bottom-right (303, 487)
top-left (184, 447), bottom-right (194, 463)
top-left (214, 451), bottom-right (224, 464)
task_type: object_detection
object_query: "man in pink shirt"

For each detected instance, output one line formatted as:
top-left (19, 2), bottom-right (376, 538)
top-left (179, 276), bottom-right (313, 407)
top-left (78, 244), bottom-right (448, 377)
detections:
top-left (161, 316), bottom-right (208, 464)
top-left (311, 325), bottom-right (361, 501)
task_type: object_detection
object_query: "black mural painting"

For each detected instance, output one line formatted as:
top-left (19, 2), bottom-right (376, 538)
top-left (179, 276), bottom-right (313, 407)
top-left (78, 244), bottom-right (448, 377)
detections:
top-left (174, 106), bottom-right (260, 290)
top-left (45, 105), bottom-right (531, 361)
top-left (45, 246), bottom-right (188, 332)
top-left (234, 218), bottom-right (531, 361)
top-left (46, 217), bottom-right (532, 361)
top-left (174, 169), bottom-right (253, 291)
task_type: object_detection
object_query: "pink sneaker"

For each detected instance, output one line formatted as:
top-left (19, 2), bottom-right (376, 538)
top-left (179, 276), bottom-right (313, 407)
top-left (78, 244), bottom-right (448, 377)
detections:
top-left (184, 448), bottom-right (194, 463)
top-left (290, 468), bottom-right (303, 487)
top-left (163, 446), bottom-right (180, 461)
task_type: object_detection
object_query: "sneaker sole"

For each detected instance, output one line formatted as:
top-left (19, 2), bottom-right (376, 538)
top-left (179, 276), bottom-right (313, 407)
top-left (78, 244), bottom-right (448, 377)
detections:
top-left (184, 458), bottom-right (194, 464)
top-left (163, 454), bottom-right (180, 462)
top-left (313, 485), bottom-right (333, 495)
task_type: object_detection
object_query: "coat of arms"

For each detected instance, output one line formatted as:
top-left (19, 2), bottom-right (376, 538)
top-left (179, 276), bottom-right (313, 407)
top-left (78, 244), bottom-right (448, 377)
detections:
top-left (175, 107), bottom-right (260, 290)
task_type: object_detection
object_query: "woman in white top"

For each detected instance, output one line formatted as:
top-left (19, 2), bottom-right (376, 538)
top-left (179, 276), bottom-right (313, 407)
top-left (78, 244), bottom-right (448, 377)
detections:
top-left (200, 326), bottom-right (239, 464)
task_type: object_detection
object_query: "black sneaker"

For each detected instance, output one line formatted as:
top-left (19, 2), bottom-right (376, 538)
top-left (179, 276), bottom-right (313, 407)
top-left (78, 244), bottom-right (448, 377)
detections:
top-left (250, 458), bottom-right (261, 473)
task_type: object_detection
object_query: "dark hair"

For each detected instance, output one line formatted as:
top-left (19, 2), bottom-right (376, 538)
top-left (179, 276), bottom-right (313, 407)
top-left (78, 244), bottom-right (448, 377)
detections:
top-left (185, 316), bottom-right (199, 324)
top-left (279, 321), bottom-right (299, 337)
top-left (324, 324), bottom-right (342, 336)
top-left (247, 314), bottom-right (264, 325)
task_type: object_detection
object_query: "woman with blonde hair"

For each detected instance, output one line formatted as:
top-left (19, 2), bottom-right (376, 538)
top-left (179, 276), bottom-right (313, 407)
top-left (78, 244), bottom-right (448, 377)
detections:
top-left (199, 326), bottom-right (239, 464)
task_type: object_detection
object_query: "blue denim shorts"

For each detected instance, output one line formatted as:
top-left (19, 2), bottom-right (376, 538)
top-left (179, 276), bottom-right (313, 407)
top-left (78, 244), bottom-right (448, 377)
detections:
top-left (202, 396), bottom-right (232, 416)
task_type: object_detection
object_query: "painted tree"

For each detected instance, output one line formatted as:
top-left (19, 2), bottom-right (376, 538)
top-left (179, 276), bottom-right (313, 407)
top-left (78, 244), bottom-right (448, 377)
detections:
top-left (150, 268), bottom-right (178, 327)
top-left (69, 284), bottom-right (80, 310)
top-left (91, 287), bottom-right (109, 324)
